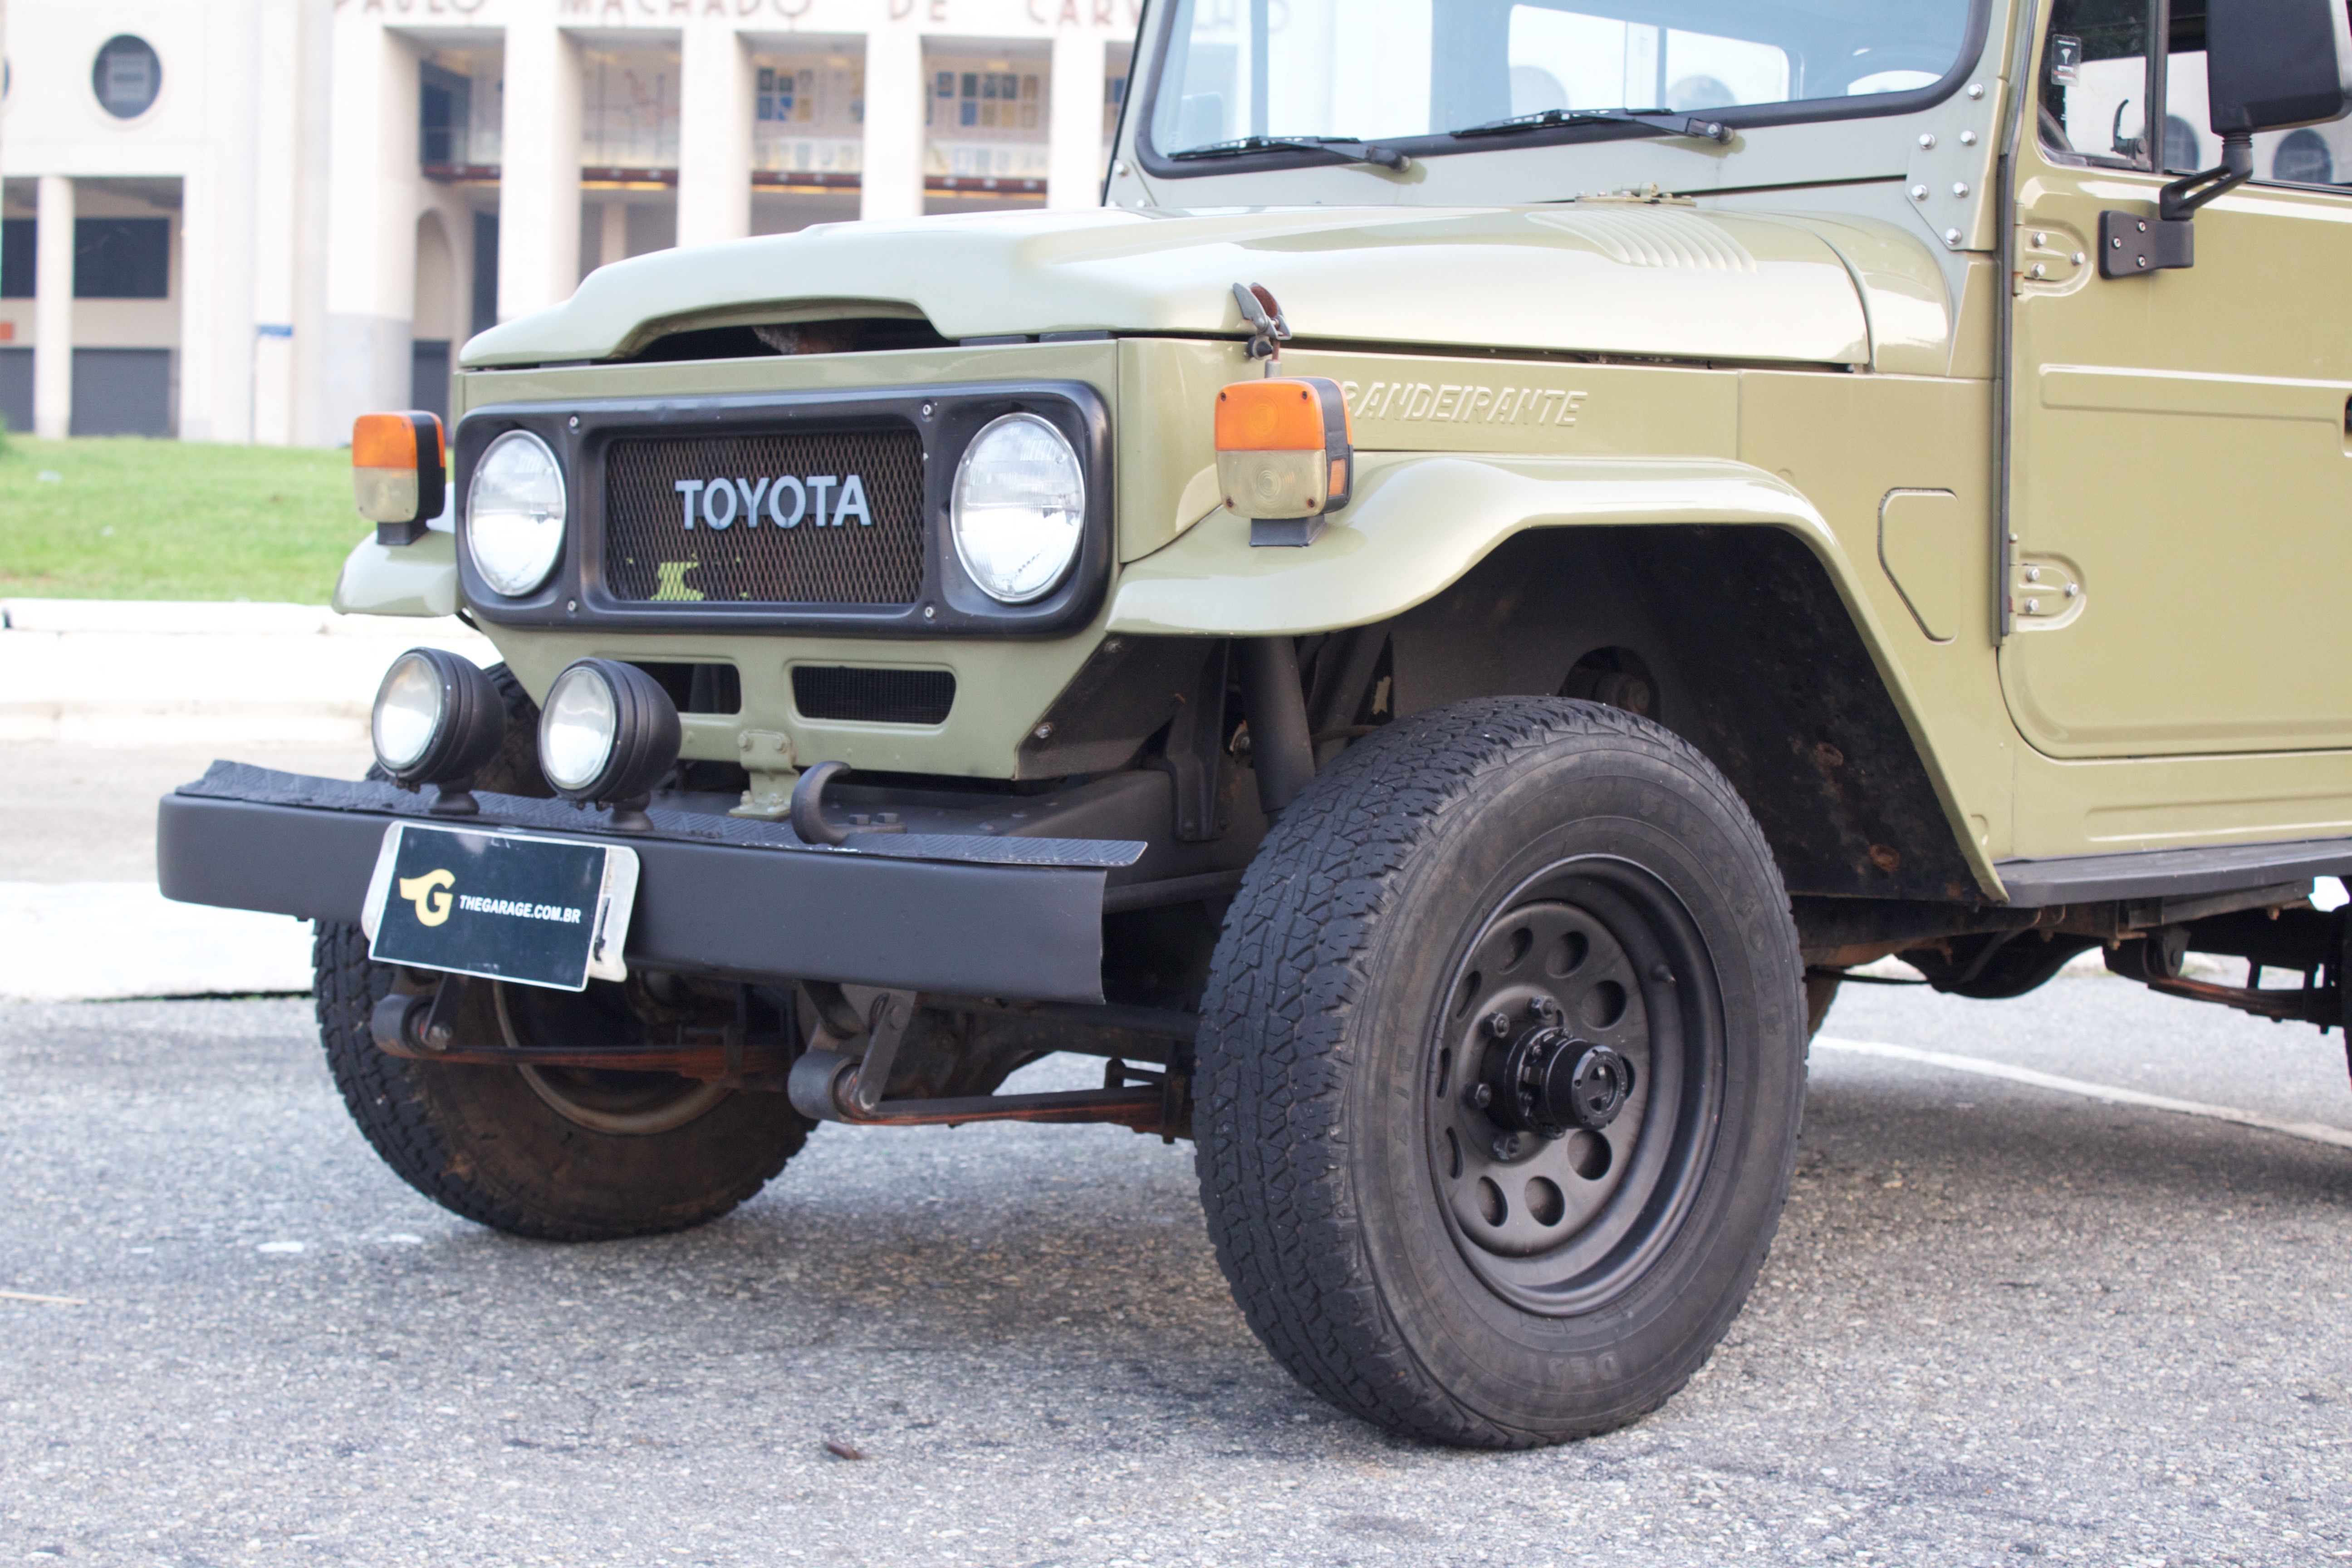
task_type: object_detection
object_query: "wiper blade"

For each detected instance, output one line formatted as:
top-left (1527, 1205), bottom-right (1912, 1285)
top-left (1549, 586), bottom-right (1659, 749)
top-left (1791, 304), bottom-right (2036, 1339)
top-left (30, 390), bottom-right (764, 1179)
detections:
top-left (1452, 107), bottom-right (1730, 144)
top-left (1169, 134), bottom-right (1412, 172)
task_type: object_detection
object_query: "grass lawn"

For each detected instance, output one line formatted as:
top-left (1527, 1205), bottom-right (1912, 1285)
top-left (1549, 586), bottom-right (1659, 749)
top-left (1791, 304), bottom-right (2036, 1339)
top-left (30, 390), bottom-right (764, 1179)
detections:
top-left (0, 435), bottom-right (368, 603)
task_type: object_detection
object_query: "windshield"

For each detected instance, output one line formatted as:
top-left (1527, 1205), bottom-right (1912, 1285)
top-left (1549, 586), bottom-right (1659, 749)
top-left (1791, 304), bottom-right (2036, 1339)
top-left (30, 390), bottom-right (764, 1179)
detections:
top-left (1147, 0), bottom-right (1976, 155)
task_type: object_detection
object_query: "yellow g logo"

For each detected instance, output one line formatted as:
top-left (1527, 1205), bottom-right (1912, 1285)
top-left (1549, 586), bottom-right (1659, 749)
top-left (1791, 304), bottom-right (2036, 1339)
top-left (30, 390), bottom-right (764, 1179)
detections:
top-left (398, 868), bottom-right (456, 927)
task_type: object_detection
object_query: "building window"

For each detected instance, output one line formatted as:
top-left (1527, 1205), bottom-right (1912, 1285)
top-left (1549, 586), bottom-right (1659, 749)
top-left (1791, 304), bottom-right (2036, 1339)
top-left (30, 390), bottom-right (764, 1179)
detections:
top-left (1, 218), bottom-right (34, 298)
top-left (421, 65), bottom-right (473, 167)
top-left (2273, 127), bottom-right (2336, 186)
top-left (93, 35), bottom-right (162, 120)
top-left (580, 49), bottom-right (680, 172)
top-left (2162, 113), bottom-right (2201, 175)
top-left (941, 69), bottom-right (1038, 131)
top-left (75, 219), bottom-right (170, 299)
top-left (926, 55), bottom-right (1049, 184)
top-left (752, 58), bottom-right (865, 177)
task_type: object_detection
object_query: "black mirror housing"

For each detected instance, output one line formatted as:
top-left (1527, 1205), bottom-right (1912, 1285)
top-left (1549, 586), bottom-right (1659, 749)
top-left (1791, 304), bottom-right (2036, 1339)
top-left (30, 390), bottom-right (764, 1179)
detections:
top-left (2204, 0), bottom-right (2352, 138)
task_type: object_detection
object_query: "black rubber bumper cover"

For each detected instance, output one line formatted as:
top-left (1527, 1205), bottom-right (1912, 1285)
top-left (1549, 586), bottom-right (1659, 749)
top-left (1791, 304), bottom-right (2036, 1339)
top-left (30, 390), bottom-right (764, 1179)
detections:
top-left (157, 764), bottom-right (1139, 1004)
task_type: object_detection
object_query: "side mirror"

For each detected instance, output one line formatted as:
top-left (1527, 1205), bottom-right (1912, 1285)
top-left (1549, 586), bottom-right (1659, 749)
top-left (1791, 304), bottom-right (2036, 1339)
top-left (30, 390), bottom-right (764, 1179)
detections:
top-left (2205, 0), bottom-right (2352, 144)
top-left (2105, 0), bottom-right (2352, 275)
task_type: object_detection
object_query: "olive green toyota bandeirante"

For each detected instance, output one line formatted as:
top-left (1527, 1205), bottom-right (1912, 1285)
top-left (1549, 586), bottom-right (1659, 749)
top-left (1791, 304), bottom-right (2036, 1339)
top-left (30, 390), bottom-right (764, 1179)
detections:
top-left (162, 0), bottom-right (2352, 1448)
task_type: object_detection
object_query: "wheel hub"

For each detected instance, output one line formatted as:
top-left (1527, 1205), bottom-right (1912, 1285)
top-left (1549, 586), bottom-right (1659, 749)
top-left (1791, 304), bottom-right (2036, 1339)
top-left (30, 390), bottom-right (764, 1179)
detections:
top-left (1426, 892), bottom-right (1680, 1280)
top-left (1482, 999), bottom-right (1637, 1142)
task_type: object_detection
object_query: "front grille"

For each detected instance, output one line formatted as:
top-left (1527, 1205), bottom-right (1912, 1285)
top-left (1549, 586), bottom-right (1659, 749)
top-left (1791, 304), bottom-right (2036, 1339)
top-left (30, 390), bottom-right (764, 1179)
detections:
top-left (602, 428), bottom-right (926, 605)
top-left (793, 665), bottom-right (956, 725)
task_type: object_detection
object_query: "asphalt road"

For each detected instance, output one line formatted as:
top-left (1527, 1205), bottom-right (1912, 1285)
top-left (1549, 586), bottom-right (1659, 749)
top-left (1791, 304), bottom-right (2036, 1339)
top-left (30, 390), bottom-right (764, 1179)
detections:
top-left (4, 975), bottom-right (2349, 1567)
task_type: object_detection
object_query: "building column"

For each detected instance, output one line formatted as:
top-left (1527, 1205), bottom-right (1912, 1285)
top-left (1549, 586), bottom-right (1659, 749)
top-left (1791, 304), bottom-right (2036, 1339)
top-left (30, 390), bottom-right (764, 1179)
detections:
top-left (599, 202), bottom-right (629, 270)
top-left (500, 18), bottom-right (583, 318)
top-left (291, 0), bottom-right (335, 446)
top-left (251, 0), bottom-right (305, 446)
top-left (180, 163), bottom-right (234, 443)
top-left (676, 22), bottom-right (751, 249)
top-left (32, 176), bottom-right (74, 440)
top-left (1046, 30), bottom-right (1107, 210)
top-left (324, 12), bottom-right (420, 439)
top-left (860, 20), bottom-right (926, 221)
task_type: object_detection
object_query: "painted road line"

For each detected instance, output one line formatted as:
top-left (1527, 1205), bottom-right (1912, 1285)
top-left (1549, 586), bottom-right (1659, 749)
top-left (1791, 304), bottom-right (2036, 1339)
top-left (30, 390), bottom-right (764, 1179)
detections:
top-left (1814, 1036), bottom-right (2352, 1152)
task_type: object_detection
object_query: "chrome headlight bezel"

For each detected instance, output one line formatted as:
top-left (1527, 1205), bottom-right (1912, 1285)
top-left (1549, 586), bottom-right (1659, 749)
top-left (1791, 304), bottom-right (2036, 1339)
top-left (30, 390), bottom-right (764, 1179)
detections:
top-left (949, 412), bottom-right (1088, 605)
top-left (464, 429), bottom-right (568, 599)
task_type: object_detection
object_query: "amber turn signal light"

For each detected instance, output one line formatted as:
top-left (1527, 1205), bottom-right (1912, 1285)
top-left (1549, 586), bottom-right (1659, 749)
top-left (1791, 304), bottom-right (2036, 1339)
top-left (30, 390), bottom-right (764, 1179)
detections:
top-left (1214, 377), bottom-right (1354, 547)
top-left (353, 411), bottom-right (447, 546)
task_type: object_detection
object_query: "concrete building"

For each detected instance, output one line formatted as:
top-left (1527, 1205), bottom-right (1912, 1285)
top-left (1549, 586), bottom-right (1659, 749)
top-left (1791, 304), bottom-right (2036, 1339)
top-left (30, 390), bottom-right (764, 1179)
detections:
top-left (0, 0), bottom-right (1138, 446)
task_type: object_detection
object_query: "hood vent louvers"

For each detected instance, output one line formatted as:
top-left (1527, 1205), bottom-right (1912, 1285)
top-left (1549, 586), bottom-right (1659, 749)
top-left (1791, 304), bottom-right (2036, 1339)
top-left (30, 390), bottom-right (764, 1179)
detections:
top-left (619, 316), bottom-right (951, 364)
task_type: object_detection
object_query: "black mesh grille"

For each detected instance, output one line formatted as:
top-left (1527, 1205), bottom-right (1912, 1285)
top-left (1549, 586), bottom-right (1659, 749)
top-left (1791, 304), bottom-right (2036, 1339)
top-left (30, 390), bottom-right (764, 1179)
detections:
top-left (792, 666), bottom-right (956, 725)
top-left (602, 428), bottom-right (926, 605)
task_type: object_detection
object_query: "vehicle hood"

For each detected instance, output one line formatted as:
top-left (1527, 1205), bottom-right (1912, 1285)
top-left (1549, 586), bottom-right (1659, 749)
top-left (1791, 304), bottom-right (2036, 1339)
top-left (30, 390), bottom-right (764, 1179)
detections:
top-left (464, 204), bottom-right (1914, 371)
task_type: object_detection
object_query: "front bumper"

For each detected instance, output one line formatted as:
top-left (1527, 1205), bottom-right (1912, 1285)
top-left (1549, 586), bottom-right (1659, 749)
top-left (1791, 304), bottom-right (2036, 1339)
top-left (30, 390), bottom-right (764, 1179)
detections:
top-left (157, 763), bottom-right (1145, 1004)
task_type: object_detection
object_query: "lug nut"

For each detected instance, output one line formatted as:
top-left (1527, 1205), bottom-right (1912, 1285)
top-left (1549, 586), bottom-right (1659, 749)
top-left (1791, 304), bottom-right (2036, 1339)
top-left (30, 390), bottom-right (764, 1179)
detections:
top-left (1467, 1083), bottom-right (1494, 1110)
top-left (1486, 1012), bottom-right (1514, 1039)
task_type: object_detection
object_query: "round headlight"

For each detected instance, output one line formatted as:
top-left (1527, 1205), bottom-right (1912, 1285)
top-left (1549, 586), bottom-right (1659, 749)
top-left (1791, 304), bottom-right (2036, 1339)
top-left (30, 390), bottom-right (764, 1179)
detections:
top-left (537, 659), bottom-right (682, 813)
top-left (466, 430), bottom-right (567, 598)
top-left (370, 647), bottom-right (506, 789)
top-left (950, 413), bottom-right (1084, 604)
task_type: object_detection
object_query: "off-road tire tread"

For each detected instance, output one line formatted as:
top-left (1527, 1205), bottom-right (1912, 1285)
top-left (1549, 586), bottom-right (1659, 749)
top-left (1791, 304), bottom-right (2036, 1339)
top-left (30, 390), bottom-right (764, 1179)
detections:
top-left (322, 662), bottom-right (797, 1241)
top-left (313, 923), bottom-right (805, 1240)
top-left (1195, 696), bottom-right (1801, 1448)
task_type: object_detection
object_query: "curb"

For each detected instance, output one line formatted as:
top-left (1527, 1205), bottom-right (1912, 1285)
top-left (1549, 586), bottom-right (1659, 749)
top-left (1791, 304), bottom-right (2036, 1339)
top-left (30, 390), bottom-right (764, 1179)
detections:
top-left (0, 598), bottom-right (495, 745)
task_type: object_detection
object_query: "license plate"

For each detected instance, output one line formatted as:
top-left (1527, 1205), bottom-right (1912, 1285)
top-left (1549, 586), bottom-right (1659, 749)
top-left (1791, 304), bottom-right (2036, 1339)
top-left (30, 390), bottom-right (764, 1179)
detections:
top-left (361, 823), bottom-right (639, 992)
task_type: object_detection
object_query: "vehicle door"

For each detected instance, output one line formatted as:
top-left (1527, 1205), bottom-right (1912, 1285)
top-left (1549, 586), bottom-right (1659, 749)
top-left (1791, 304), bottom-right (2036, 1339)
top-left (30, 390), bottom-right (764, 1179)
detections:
top-left (2004, 0), bottom-right (2352, 758)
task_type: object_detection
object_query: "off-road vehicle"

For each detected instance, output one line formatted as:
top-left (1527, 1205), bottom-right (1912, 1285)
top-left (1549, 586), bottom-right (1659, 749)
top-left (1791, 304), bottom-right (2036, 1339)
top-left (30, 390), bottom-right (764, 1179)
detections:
top-left (164, 0), bottom-right (2352, 1447)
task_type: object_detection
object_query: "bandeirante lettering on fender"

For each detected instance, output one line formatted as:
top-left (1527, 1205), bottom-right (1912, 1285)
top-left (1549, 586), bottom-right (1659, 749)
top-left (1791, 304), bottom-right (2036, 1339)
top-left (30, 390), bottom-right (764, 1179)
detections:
top-left (1343, 381), bottom-right (1589, 427)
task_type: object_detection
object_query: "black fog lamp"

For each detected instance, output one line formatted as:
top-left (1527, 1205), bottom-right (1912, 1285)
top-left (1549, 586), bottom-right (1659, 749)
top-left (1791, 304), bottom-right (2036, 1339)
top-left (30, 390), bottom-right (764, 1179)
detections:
top-left (537, 659), bottom-right (681, 832)
top-left (370, 648), bottom-right (508, 815)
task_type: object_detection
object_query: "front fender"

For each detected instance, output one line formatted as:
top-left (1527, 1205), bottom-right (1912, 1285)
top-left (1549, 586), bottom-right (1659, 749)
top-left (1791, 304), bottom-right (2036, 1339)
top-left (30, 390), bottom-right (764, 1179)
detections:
top-left (1109, 453), bottom-right (1838, 637)
top-left (1108, 451), bottom-right (2007, 902)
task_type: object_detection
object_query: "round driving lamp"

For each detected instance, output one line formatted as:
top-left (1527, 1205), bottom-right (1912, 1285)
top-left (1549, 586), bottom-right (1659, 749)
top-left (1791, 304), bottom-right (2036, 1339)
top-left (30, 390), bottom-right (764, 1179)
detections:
top-left (949, 412), bottom-right (1085, 604)
top-left (466, 429), bottom-right (567, 598)
top-left (537, 659), bottom-right (681, 828)
top-left (370, 648), bottom-right (507, 798)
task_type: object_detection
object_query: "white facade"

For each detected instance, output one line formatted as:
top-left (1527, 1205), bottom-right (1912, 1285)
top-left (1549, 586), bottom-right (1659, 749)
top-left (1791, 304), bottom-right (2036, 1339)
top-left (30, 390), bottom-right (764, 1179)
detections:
top-left (0, 0), bottom-right (1137, 446)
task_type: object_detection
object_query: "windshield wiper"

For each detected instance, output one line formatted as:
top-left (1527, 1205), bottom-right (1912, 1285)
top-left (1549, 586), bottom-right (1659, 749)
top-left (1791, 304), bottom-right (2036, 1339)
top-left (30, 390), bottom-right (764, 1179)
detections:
top-left (1452, 107), bottom-right (1730, 144)
top-left (1169, 134), bottom-right (1412, 172)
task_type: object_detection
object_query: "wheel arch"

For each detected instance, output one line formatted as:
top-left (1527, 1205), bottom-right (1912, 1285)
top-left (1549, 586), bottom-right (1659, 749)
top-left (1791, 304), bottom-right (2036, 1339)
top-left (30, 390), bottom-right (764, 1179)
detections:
top-left (1112, 453), bottom-right (2000, 903)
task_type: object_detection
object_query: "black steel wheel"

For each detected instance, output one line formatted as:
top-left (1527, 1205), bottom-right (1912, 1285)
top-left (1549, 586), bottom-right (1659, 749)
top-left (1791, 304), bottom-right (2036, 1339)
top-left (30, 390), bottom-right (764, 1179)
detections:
top-left (1196, 696), bottom-right (1806, 1448)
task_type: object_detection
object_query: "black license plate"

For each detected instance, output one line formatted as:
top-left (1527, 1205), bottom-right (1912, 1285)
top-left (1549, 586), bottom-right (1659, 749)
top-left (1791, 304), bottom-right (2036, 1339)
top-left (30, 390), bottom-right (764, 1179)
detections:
top-left (363, 823), bottom-right (638, 992)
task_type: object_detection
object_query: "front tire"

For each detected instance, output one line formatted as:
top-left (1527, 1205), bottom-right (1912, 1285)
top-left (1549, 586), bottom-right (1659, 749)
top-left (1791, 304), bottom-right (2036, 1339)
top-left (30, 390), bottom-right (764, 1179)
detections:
top-left (314, 923), bottom-right (810, 1240)
top-left (1196, 697), bottom-right (1806, 1447)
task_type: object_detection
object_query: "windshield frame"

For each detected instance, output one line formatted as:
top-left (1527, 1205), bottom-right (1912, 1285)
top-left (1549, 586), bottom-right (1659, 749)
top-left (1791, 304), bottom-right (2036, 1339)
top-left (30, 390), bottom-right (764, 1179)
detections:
top-left (1133, 0), bottom-right (1995, 181)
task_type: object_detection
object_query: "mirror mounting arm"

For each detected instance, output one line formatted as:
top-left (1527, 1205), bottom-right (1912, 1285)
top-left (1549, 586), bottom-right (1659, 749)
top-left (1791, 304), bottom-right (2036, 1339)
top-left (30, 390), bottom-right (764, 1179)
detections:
top-left (2159, 132), bottom-right (2254, 221)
